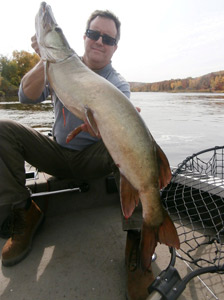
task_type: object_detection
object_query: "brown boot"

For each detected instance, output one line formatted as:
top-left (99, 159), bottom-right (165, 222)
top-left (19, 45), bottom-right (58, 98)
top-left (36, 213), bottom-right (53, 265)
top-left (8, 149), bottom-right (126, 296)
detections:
top-left (1, 200), bottom-right (44, 267)
top-left (125, 230), bottom-right (155, 300)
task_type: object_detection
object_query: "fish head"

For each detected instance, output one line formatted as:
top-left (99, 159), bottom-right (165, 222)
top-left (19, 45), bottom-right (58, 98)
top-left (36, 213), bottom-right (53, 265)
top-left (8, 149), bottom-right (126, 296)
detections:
top-left (35, 2), bottom-right (75, 62)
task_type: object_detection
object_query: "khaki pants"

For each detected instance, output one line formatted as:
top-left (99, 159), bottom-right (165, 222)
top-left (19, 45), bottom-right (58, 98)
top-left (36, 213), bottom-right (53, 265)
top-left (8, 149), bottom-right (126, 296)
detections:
top-left (0, 119), bottom-right (142, 230)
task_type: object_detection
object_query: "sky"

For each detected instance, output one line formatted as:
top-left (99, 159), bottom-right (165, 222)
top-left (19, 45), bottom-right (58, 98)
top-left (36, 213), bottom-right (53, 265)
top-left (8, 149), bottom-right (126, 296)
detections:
top-left (1, 0), bottom-right (224, 83)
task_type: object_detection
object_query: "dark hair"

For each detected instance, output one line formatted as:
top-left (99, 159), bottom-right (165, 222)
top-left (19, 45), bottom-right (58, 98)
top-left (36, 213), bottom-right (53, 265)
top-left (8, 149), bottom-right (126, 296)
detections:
top-left (86, 10), bottom-right (121, 43)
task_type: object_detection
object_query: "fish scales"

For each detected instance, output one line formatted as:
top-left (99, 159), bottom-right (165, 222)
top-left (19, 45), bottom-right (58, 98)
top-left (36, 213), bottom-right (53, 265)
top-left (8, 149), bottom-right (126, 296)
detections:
top-left (47, 56), bottom-right (154, 189)
top-left (36, 2), bottom-right (180, 270)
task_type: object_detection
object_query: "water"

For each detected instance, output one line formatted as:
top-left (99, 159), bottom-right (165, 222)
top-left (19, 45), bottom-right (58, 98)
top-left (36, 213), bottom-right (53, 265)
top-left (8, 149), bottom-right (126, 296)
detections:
top-left (131, 92), bottom-right (224, 167)
top-left (0, 92), bottom-right (223, 167)
top-left (0, 99), bottom-right (54, 133)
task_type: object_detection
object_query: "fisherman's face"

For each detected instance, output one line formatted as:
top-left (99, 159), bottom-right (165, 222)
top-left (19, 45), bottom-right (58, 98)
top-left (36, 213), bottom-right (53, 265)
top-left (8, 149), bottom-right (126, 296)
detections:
top-left (83, 16), bottom-right (118, 70)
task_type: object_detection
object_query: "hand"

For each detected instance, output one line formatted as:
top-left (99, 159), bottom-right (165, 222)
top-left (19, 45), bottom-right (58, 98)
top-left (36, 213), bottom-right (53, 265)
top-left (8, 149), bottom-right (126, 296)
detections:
top-left (31, 35), bottom-right (41, 56)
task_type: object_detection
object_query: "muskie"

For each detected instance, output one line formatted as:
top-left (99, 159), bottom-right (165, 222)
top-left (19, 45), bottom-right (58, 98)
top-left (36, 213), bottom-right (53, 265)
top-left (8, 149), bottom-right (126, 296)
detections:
top-left (35, 2), bottom-right (180, 269)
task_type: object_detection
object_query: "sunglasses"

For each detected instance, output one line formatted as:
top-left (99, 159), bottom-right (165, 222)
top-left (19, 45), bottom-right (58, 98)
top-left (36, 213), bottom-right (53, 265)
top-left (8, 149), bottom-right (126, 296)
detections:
top-left (85, 29), bottom-right (117, 46)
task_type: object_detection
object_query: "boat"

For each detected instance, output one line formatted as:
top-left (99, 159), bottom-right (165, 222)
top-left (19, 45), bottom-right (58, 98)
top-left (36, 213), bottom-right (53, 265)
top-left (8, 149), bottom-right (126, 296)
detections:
top-left (0, 146), bottom-right (223, 299)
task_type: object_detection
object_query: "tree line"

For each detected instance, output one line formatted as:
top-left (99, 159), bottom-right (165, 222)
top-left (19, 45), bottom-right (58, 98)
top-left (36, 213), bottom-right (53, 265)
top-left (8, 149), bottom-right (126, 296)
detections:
top-left (130, 70), bottom-right (224, 93)
top-left (1, 50), bottom-right (223, 99)
top-left (0, 51), bottom-right (39, 98)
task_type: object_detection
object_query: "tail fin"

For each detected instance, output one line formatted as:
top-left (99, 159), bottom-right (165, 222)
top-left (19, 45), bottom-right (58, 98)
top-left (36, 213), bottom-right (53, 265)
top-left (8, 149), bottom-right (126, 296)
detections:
top-left (158, 211), bottom-right (180, 249)
top-left (140, 223), bottom-right (157, 271)
top-left (140, 212), bottom-right (180, 271)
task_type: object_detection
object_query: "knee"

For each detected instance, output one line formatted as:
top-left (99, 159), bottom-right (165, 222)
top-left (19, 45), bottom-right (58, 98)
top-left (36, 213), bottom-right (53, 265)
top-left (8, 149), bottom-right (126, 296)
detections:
top-left (0, 119), bottom-right (19, 136)
top-left (0, 119), bottom-right (18, 130)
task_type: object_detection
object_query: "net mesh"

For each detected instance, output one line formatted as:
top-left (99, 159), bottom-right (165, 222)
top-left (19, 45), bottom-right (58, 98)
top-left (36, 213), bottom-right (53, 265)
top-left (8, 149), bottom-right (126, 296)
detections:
top-left (161, 146), bottom-right (224, 272)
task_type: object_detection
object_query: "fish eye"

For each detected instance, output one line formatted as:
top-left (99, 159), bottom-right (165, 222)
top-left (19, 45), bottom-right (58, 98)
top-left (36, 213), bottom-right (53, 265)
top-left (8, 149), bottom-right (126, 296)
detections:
top-left (55, 27), bottom-right (62, 33)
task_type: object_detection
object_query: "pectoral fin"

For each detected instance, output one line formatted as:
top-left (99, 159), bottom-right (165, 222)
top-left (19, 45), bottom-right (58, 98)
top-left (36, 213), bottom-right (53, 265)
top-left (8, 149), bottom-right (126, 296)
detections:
top-left (66, 106), bottom-right (100, 143)
top-left (84, 105), bottom-right (99, 137)
top-left (66, 126), bottom-right (82, 143)
top-left (120, 174), bottom-right (139, 219)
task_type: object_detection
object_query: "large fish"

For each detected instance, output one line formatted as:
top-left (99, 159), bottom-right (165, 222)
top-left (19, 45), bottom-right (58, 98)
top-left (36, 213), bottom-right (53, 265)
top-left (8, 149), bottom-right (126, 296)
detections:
top-left (35, 2), bottom-right (180, 269)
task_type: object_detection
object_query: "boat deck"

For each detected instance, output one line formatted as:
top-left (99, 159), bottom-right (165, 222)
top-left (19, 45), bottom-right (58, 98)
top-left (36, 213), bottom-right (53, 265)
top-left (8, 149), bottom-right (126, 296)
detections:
top-left (0, 173), bottom-right (223, 300)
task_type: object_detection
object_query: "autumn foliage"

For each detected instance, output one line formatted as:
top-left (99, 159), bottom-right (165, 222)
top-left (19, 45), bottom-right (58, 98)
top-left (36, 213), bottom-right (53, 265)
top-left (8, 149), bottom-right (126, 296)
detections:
top-left (1, 50), bottom-right (223, 98)
top-left (0, 51), bottom-right (40, 97)
top-left (130, 71), bottom-right (224, 93)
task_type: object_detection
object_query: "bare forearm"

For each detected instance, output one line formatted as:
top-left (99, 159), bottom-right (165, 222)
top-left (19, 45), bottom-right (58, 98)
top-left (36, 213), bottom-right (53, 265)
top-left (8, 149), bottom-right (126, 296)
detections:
top-left (21, 60), bottom-right (45, 100)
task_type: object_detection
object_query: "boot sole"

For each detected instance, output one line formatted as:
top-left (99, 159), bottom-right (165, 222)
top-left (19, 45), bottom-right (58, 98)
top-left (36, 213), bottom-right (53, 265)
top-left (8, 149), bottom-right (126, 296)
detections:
top-left (1, 212), bottom-right (45, 267)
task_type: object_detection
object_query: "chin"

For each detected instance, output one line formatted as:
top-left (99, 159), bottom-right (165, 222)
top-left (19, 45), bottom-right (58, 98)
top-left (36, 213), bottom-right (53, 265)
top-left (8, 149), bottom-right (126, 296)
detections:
top-left (90, 54), bottom-right (104, 63)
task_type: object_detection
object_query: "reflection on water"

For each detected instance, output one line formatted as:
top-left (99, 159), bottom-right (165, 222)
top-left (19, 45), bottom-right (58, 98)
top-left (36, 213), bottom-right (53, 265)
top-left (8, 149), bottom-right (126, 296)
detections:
top-left (0, 93), bottom-right (224, 167)
top-left (0, 101), bottom-right (53, 111)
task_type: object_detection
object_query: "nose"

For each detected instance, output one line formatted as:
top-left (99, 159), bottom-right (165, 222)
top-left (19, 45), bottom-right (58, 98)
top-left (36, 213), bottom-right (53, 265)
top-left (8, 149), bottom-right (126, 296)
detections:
top-left (95, 36), bottom-right (103, 45)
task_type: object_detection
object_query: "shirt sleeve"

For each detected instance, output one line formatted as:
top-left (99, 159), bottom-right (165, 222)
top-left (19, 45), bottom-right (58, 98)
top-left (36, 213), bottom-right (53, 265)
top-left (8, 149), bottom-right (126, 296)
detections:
top-left (116, 80), bottom-right (130, 99)
top-left (106, 69), bottom-right (131, 99)
top-left (18, 83), bottom-right (50, 104)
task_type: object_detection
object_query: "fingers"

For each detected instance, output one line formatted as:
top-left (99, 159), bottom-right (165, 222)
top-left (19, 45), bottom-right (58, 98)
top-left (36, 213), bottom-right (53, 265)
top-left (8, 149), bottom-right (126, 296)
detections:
top-left (31, 35), bottom-right (41, 56)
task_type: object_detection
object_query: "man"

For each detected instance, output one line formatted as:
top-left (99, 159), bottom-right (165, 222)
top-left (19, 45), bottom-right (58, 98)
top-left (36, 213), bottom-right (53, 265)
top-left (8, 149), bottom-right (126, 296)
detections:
top-left (0, 10), bottom-right (153, 299)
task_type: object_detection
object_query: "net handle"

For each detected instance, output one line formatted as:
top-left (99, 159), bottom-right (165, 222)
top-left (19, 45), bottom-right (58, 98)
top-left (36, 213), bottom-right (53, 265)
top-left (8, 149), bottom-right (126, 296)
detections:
top-left (148, 247), bottom-right (224, 300)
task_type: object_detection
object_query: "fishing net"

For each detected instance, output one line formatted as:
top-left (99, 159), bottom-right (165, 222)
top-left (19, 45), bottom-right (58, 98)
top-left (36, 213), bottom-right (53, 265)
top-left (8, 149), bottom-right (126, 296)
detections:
top-left (161, 146), bottom-right (224, 272)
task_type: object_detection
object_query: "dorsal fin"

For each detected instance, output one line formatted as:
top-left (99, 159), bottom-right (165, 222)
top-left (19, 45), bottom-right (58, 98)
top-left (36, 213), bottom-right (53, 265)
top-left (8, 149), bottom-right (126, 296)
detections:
top-left (156, 143), bottom-right (172, 189)
top-left (84, 105), bottom-right (99, 137)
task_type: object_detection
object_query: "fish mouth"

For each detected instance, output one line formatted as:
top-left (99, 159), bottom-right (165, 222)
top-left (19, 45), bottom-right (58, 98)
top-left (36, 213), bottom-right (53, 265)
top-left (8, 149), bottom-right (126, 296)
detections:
top-left (37, 2), bottom-right (57, 32)
top-left (40, 1), bottom-right (47, 10)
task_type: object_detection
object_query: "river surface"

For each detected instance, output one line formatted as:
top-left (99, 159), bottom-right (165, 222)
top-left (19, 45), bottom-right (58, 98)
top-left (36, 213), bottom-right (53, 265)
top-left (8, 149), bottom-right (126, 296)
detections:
top-left (0, 92), bottom-right (223, 167)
